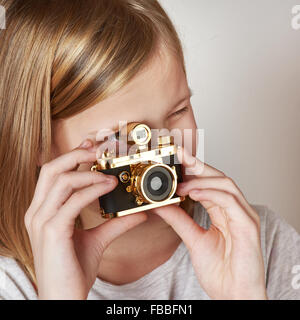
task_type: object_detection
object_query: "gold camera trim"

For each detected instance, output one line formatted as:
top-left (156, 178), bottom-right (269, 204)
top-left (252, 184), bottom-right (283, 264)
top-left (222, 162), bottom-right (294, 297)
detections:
top-left (91, 144), bottom-right (178, 171)
top-left (90, 122), bottom-right (185, 219)
top-left (129, 123), bottom-right (152, 145)
top-left (131, 162), bottom-right (178, 205)
top-left (99, 196), bottom-right (185, 219)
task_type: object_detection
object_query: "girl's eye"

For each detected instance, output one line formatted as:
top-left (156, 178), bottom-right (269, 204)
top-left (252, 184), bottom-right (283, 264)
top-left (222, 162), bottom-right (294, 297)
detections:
top-left (169, 106), bottom-right (189, 119)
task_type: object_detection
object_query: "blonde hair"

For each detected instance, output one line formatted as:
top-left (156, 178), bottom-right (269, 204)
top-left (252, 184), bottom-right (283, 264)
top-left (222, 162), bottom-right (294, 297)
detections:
top-left (0, 0), bottom-right (186, 288)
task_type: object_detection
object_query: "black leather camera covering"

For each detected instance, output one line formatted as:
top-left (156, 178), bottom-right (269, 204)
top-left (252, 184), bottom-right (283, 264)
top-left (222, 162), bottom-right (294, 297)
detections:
top-left (98, 154), bottom-right (183, 214)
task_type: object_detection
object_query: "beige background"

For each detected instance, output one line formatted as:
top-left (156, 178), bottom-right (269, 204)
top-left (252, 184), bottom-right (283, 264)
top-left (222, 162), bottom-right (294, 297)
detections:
top-left (160, 0), bottom-right (300, 232)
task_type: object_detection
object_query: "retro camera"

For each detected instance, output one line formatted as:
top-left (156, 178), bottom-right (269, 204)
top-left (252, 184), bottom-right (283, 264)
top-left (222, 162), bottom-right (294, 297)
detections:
top-left (90, 123), bottom-right (185, 219)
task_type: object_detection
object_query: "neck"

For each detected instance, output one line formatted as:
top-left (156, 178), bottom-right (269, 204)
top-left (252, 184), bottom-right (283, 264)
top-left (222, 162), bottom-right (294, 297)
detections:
top-left (79, 198), bottom-right (194, 285)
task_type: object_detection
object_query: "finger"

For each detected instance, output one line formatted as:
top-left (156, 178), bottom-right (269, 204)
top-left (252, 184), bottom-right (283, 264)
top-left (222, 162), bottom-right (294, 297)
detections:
top-left (176, 176), bottom-right (260, 223)
top-left (177, 176), bottom-right (247, 204)
top-left (86, 212), bottom-right (149, 252)
top-left (188, 189), bottom-right (256, 227)
top-left (45, 180), bottom-right (120, 234)
top-left (148, 204), bottom-right (207, 253)
top-left (177, 146), bottom-right (224, 178)
top-left (31, 171), bottom-right (118, 224)
top-left (31, 142), bottom-right (97, 209)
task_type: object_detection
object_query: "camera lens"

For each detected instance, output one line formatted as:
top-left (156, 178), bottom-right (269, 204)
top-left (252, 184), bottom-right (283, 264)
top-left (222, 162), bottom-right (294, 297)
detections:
top-left (142, 165), bottom-right (175, 202)
top-left (150, 176), bottom-right (163, 191)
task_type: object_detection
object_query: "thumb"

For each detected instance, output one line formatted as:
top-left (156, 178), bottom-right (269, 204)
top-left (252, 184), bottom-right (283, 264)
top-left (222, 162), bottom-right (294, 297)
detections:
top-left (149, 204), bottom-right (206, 252)
top-left (87, 211), bottom-right (148, 251)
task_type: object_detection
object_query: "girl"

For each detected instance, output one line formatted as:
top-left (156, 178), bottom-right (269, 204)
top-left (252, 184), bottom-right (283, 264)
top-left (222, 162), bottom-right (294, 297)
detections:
top-left (0, 0), bottom-right (299, 300)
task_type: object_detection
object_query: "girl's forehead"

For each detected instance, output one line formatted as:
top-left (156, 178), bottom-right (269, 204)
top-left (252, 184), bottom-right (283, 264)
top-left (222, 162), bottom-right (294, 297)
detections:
top-left (51, 49), bottom-right (189, 150)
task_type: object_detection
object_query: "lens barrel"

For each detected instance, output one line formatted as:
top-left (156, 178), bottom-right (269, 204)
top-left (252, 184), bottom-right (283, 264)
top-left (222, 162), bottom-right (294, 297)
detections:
top-left (137, 163), bottom-right (177, 203)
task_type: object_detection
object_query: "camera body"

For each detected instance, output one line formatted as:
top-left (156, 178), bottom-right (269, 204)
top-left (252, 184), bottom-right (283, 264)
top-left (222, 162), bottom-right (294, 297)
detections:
top-left (90, 123), bottom-right (185, 219)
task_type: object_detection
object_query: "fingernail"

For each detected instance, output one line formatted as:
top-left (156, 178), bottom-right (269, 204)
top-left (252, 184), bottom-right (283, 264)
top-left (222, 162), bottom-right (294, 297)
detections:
top-left (104, 175), bottom-right (117, 183)
top-left (79, 139), bottom-right (92, 149)
top-left (87, 146), bottom-right (97, 153)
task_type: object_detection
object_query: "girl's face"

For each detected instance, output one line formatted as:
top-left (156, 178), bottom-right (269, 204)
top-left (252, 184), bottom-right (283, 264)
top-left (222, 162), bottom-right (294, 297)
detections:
top-left (51, 47), bottom-right (198, 227)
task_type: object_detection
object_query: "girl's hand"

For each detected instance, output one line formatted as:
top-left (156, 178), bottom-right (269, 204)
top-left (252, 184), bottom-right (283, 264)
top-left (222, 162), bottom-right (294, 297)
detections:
top-left (151, 147), bottom-right (267, 300)
top-left (24, 139), bottom-right (147, 300)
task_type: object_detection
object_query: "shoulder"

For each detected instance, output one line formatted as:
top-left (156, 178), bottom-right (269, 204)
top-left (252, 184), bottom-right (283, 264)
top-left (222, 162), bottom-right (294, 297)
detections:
top-left (250, 203), bottom-right (300, 253)
top-left (250, 204), bottom-right (300, 299)
top-left (0, 255), bottom-right (37, 300)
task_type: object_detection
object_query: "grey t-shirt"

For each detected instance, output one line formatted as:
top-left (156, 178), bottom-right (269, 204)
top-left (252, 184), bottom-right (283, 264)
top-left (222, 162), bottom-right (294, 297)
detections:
top-left (0, 202), bottom-right (300, 300)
